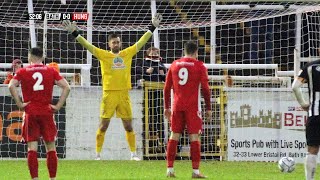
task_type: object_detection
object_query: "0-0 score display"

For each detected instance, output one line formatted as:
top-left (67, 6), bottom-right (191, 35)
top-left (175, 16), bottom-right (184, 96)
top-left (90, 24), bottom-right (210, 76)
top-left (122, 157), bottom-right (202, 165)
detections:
top-left (27, 12), bottom-right (88, 21)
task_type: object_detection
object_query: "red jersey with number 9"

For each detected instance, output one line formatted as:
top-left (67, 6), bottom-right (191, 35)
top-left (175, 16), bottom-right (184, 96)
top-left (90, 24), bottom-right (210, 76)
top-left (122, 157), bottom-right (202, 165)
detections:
top-left (13, 64), bottom-right (63, 115)
top-left (164, 57), bottom-right (211, 111)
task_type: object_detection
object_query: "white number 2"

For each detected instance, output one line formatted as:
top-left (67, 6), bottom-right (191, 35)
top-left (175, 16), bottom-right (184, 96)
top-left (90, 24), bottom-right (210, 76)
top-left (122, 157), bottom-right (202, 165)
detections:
top-left (178, 67), bottom-right (188, 85)
top-left (32, 72), bottom-right (44, 91)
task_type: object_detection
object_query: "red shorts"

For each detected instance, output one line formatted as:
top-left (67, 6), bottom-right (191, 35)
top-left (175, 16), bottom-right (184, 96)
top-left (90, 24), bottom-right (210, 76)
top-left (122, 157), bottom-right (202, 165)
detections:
top-left (170, 111), bottom-right (203, 134)
top-left (22, 114), bottom-right (57, 142)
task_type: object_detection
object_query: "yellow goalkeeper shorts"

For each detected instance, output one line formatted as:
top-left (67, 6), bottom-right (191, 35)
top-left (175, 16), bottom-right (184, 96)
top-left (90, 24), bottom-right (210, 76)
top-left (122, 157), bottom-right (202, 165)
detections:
top-left (100, 90), bottom-right (132, 119)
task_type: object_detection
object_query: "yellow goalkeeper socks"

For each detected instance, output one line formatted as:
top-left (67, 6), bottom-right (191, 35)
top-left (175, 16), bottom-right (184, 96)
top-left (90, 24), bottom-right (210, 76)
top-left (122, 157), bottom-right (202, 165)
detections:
top-left (96, 129), bottom-right (106, 153)
top-left (125, 131), bottom-right (136, 152)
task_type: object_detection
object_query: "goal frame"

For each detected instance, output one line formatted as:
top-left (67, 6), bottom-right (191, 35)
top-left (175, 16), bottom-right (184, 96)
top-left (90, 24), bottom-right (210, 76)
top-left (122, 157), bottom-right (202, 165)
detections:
top-left (22, 0), bottom-right (317, 87)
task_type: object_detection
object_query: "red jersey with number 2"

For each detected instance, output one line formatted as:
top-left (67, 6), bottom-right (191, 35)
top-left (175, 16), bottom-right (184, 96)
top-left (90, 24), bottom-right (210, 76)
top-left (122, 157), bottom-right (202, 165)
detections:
top-left (13, 64), bottom-right (63, 115)
top-left (164, 57), bottom-right (211, 111)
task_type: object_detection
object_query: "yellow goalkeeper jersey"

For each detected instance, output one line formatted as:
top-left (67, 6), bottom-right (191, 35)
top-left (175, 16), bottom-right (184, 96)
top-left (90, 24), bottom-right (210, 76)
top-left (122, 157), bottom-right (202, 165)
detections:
top-left (76, 31), bottom-right (152, 90)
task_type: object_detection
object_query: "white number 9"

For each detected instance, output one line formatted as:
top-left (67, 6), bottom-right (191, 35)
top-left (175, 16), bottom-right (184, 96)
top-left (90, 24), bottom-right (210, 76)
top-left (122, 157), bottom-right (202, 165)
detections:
top-left (32, 72), bottom-right (44, 91)
top-left (178, 67), bottom-right (188, 85)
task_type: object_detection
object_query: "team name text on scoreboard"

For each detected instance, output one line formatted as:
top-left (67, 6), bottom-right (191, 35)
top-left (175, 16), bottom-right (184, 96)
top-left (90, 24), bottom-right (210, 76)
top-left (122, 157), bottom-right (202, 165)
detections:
top-left (27, 12), bottom-right (89, 21)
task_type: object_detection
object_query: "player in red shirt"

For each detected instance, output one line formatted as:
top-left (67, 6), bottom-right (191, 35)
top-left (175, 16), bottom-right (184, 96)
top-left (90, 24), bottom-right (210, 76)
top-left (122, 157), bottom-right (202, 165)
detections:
top-left (164, 41), bottom-right (211, 178)
top-left (8, 47), bottom-right (70, 180)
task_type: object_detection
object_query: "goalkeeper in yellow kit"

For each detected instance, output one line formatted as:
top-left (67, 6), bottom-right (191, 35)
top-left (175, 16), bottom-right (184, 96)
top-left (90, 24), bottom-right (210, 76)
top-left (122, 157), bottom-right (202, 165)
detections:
top-left (62, 13), bottom-right (162, 161)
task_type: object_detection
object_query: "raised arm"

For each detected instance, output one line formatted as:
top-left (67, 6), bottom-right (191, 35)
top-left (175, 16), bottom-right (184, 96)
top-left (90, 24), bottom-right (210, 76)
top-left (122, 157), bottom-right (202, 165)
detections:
top-left (62, 20), bottom-right (96, 55)
top-left (134, 32), bottom-right (153, 53)
top-left (126, 13), bottom-right (163, 56)
top-left (75, 36), bottom-right (96, 54)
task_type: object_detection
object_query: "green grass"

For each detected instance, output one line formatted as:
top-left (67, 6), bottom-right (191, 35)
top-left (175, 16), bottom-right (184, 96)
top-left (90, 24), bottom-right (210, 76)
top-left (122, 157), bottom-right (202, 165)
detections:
top-left (0, 160), bottom-right (308, 179)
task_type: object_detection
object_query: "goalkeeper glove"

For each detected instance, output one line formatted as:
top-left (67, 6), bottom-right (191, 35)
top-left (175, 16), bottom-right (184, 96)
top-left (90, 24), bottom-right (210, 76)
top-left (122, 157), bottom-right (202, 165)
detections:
top-left (62, 20), bottom-right (79, 37)
top-left (149, 13), bottom-right (163, 32)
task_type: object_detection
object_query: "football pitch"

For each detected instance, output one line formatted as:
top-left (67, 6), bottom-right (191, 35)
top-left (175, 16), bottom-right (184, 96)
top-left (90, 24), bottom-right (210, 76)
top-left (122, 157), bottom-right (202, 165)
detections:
top-left (0, 160), bottom-right (307, 179)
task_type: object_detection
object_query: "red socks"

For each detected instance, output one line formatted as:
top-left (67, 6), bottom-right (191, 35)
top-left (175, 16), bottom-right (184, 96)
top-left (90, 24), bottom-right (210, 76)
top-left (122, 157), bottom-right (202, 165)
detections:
top-left (167, 140), bottom-right (201, 170)
top-left (166, 139), bottom-right (178, 167)
top-left (27, 150), bottom-right (38, 179)
top-left (191, 141), bottom-right (201, 169)
top-left (27, 150), bottom-right (58, 178)
top-left (47, 151), bottom-right (58, 178)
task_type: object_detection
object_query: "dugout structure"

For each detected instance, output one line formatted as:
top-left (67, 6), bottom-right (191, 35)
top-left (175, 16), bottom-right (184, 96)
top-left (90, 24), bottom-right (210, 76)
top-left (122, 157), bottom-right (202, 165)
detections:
top-left (143, 81), bottom-right (226, 160)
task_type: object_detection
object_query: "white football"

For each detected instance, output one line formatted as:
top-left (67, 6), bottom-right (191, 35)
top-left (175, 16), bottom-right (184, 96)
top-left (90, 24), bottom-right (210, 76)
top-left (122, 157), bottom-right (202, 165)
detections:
top-left (278, 157), bottom-right (295, 173)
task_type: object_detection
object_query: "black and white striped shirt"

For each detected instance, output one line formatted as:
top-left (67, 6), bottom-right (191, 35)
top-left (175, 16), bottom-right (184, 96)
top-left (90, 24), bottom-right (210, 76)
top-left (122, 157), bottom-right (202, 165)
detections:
top-left (299, 60), bottom-right (320, 116)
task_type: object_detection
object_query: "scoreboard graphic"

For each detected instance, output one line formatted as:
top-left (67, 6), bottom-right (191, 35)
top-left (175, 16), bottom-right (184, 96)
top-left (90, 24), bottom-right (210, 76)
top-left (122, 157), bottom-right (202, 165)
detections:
top-left (27, 12), bottom-right (89, 21)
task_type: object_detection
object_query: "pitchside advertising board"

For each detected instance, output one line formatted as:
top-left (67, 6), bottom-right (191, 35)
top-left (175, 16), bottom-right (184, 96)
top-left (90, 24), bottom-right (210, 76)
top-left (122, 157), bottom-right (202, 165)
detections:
top-left (227, 89), bottom-right (310, 163)
top-left (0, 96), bottom-right (66, 158)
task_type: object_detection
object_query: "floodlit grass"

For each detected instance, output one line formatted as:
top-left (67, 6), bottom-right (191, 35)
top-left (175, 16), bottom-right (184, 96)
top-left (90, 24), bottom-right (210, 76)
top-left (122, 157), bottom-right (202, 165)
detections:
top-left (0, 160), bottom-right (308, 179)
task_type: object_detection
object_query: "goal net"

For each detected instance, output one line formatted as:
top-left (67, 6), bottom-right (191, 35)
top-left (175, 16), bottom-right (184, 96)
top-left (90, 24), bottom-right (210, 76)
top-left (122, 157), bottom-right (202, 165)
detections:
top-left (0, 0), bottom-right (319, 161)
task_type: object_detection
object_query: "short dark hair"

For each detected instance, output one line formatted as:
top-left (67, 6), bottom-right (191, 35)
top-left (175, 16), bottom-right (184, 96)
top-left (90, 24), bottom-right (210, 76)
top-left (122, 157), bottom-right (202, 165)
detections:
top-left (108, 33), bottom-right (120, 42)
top-left (29, 47), bottom-right (43, 58)
top-left (184, 41), bottom-right (198, 55)
top-left (145, 47), bottom-right (160, 57)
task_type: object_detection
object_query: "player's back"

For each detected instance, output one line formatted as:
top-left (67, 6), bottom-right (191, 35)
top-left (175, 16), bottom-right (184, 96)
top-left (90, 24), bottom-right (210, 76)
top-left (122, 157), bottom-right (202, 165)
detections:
top-left (15, 64), bottom-right (60, 115)
top-left (170, 57), bottom-right (206, 111)
top-left (299, 59), bottom-right (320, 116)
top-left (303, 60), bottom-right (320, 92)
